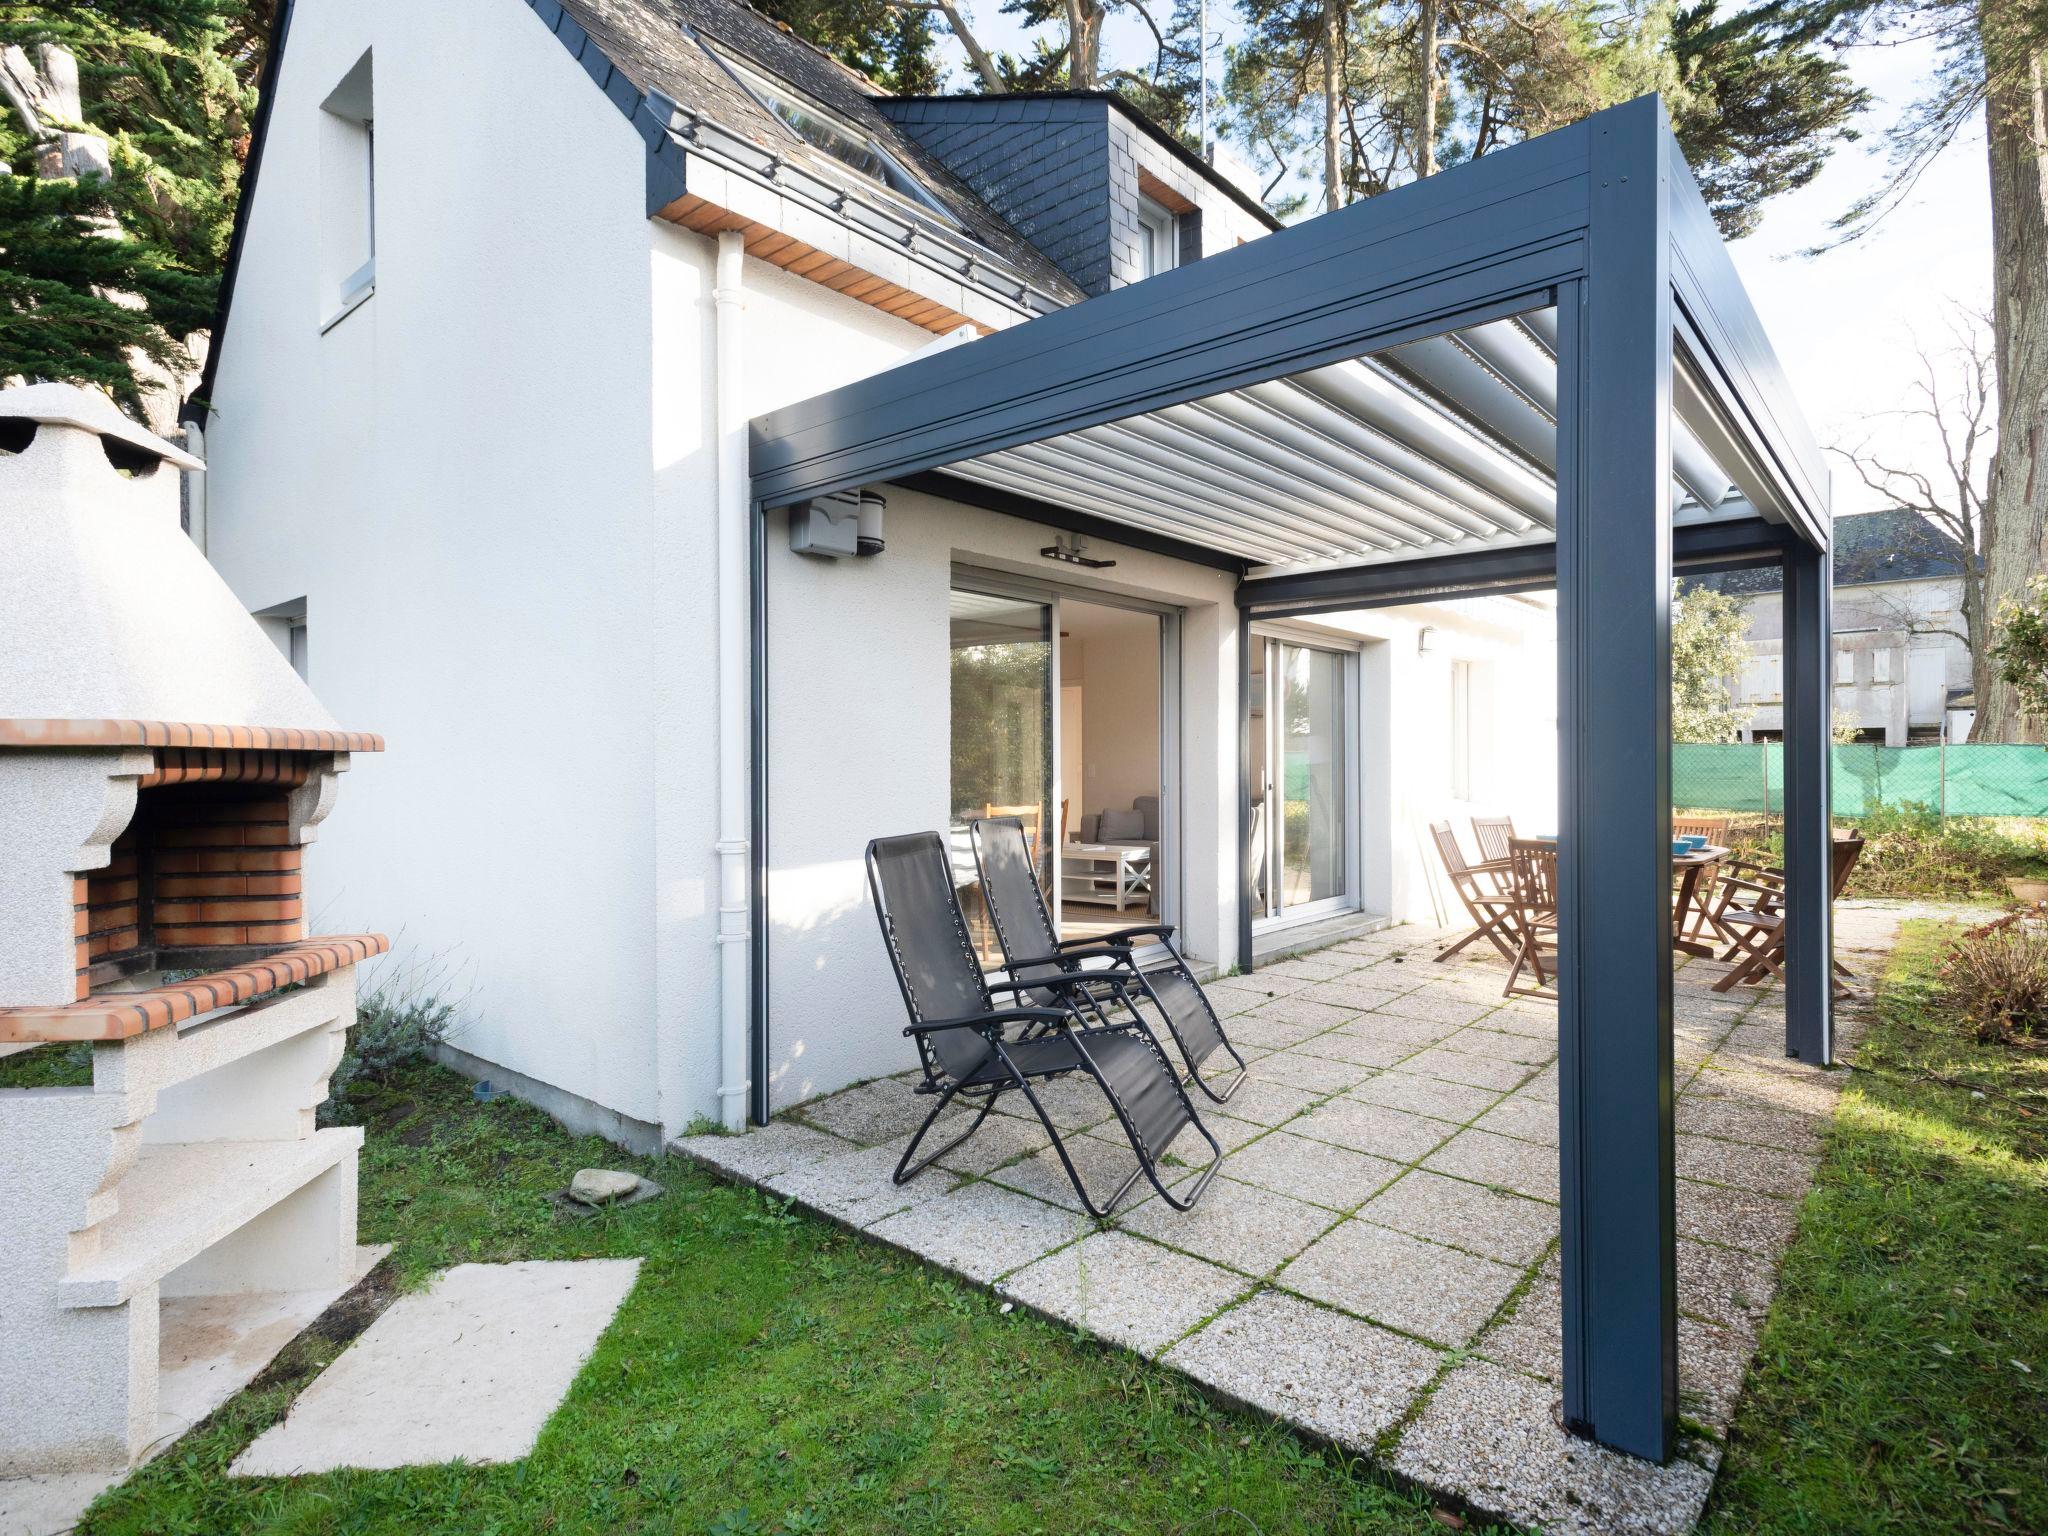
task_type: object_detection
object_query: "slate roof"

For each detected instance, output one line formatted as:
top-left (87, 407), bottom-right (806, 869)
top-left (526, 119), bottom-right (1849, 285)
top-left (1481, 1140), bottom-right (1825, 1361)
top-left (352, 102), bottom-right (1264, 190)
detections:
top-left (1690, 507), bottom-right (1967, 596)
top-left (555, 0), bottom-right (1085, 301)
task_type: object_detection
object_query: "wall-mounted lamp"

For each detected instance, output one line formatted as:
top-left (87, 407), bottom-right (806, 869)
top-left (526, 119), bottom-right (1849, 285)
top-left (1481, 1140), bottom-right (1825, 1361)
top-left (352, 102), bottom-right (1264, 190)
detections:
top-left (1041, 533), bottom-right (1115, 569)
top-left (1417, 625), bottom-right (1438, 655)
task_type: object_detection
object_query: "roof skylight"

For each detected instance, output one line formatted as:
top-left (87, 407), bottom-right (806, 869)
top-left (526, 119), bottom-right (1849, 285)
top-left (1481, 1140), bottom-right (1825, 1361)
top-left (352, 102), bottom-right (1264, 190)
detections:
top-left (703, 44), bottom-right (961, 227)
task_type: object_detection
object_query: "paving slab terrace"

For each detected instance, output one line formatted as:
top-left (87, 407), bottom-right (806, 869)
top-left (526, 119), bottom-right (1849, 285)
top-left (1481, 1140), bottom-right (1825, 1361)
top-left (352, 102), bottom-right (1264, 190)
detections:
top-left (676, 905), bottom-right (1912, 1535)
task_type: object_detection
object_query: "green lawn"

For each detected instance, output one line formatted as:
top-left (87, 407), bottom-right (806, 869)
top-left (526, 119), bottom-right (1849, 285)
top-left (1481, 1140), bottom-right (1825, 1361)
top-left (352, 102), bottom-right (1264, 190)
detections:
top-left (1701, 919), bottom-right (2048, 1534)
top-left (77, 1065), bottom-right (1488, 1536)
top-left (71, 917), bottom-right (2048, 1534)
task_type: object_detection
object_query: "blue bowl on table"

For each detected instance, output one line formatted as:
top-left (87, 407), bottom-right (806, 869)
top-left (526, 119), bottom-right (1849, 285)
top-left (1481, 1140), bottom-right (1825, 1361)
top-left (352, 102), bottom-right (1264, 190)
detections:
top-left (1680, 835), bottom-right (1709, 853)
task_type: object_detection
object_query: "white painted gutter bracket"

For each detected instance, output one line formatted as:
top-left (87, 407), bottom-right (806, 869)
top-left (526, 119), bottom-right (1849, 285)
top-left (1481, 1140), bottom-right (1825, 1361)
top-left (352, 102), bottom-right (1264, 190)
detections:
top-left (714, 231), bottom-right (752, 1129)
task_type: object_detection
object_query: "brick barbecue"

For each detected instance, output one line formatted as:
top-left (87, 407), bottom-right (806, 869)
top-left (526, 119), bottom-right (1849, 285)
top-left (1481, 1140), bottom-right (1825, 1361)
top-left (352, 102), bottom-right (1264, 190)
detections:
top-left (0, 383), bottom-right (389, 1477)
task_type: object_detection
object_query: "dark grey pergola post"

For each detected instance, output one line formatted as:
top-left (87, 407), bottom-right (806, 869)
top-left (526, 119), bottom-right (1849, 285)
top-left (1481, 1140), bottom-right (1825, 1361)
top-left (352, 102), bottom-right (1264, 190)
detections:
top-left (1781, 542), bottom-right (1835, 1063)
top-left (1551, 116), bottom-right (1677, 1460)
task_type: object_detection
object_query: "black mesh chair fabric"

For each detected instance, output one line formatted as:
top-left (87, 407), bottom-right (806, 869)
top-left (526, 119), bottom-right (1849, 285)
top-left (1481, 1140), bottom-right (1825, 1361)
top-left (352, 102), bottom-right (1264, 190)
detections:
top-left (867, 832), bottom-right (995, 1083)
top-left (970, 1033), bottom-right (1189, 1158)
top-left (866, 827), bottom-right (1222, 1216)
top-left (969, 815), bottom-right (1244, 1098)
top-left (973, 816), bottom-right (1062, 963)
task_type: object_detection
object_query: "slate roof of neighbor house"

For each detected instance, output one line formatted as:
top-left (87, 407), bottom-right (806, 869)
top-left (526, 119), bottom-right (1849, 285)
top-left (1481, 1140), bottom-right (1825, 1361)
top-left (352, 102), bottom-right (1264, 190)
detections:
top-left (1691, 507), bottom-right (1967, 596)
top-left (558, 0), bottom-right (1084, 301)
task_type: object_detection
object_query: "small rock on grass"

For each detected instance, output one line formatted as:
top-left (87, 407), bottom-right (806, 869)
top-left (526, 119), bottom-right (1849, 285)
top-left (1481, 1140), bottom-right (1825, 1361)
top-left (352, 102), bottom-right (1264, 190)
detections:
top-left (569, 1168), bottom-right (645, 1206)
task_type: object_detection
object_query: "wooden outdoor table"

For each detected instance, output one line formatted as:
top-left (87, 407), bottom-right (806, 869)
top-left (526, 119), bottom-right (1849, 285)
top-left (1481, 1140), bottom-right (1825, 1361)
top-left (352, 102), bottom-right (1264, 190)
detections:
top-left (1671, 845), bottom-right (1730, 957)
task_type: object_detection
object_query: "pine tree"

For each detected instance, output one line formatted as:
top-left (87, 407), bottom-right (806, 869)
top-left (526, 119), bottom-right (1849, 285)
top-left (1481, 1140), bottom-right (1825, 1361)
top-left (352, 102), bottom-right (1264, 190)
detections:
top-left (1219, 0), bottom-right (1864, 237)
top-left (0, 1), bottom-right (261, 420)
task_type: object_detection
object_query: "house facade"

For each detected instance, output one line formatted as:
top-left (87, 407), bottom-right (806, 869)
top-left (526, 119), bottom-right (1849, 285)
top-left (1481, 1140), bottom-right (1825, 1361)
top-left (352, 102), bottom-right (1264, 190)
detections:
top-left (1692, 508), bottom-right (1971, 745)
top-left (188, 0), bottom-right (1557, 1151)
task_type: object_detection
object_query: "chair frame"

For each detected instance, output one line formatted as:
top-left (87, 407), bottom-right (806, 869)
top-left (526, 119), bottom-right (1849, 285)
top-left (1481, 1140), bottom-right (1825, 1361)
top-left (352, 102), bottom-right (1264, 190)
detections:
top-left (968, 816), bottom-right (1248, 1104)
top-left (1710, 834), bottom-right (1863, 994)
top-left (1501, 837), bottom-right (1560, 998)
top-left (867, 833), bottom-right (1221, 1218)
top-left (1429, 821), bottom-right (1520, 964)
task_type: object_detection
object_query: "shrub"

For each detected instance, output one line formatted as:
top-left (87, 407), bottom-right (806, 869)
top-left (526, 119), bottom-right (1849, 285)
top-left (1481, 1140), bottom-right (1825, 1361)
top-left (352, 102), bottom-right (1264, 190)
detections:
top-left (328, 949), bottom-right (467, 1109)
top-left (1712, 804), bottom-right (2048, 899)
top-left (1939, 920), bottom-right (2048, 1043)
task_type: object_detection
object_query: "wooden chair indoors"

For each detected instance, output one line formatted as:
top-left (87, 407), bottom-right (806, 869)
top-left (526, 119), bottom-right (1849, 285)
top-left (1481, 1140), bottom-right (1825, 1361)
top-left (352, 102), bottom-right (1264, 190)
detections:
top-left (1428, 820), bottom-right (1518, 964)
top-left (1711, 833), bottom-right (1865, 993)
top-left (1502, 837), bottom-right (1560, 998)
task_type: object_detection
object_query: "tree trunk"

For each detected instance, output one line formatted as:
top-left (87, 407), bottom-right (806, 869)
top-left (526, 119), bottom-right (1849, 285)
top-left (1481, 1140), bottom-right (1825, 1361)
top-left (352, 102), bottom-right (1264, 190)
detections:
top-left (1322, 0), bottom-right (1342, 213)
top-left (1418, 0), bottom-right (1438, 177)
top-left (929, 0), bottom-right (1006, 93)
top-left (1066, 0), bottom-right (1096, 89)
top-left (1977, 19), bottom-right (2048, 743)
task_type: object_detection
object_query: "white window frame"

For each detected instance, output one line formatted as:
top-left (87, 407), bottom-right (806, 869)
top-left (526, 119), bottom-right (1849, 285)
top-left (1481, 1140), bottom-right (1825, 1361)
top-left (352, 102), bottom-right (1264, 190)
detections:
top-left (1138, 195), bottom-right (1178, 278)
top-left (1449, 658), bottom-right (1474, 802)
top-left (318, 53), bottom-right (376, 333)
top-left (1250, 623), bottom-right (1364, 932)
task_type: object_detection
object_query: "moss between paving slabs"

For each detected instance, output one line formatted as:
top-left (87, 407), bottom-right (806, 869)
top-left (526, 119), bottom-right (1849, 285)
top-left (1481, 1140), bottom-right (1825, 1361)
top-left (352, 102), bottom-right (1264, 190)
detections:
top-left (76, 1062), bottom-right (1508, 1536)
top-left (1700, 919), bottom-right (2048, 1535)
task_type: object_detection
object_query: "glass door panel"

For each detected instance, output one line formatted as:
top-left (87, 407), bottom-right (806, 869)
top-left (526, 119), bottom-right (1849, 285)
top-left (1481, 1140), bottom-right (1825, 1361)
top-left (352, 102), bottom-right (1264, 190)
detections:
top-left (949, 588), bottom-right (1052, 963)
top-left (1255, 636), bottom-right (1352, 922)
top-left (1281, 643), bottom-right (1347, 909)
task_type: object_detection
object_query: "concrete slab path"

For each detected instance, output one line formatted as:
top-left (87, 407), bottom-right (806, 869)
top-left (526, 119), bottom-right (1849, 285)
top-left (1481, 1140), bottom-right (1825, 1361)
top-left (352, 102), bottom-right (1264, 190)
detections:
top-left (231, 1259), bottom-right (640, 1476)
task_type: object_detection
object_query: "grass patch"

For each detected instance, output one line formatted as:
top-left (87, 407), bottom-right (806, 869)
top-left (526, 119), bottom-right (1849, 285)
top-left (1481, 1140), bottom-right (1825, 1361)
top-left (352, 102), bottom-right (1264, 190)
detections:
top-left (79, 1062), bottom-right (1503, 1536)
top-left (0, 1041), bottom-right (93, 1088)
top-left (1701, 919), bottom-right (2048, 1534)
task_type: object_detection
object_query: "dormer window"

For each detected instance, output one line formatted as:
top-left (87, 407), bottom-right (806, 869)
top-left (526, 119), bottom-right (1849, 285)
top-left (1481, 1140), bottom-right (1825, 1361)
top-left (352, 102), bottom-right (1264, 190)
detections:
top-left (1138, 196), bottom-right (1178, 278)
top-left (701, 43), bottom-right (959, 227)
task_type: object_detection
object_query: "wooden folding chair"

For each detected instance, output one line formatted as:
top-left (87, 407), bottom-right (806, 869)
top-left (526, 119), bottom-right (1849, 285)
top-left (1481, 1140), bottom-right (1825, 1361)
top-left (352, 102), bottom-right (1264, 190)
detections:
top-left (1712, 834), bottom-right (1864, 993)
top-left (1470, 815), bottom-right (1516, 868)
top-left (1501, 838), bottom-right (1559, 998)
top-left (1428, 821), bottom-right (1519, 964)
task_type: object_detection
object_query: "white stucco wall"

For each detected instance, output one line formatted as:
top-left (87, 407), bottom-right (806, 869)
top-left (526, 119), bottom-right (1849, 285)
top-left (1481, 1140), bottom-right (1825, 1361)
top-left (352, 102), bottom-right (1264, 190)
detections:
top-left (763, 490), bottom-right (1237, 1111)
top-left (201, 0), bottom-right (667, 1136)
top-left (1281, 595), bottom-right (1558, 930)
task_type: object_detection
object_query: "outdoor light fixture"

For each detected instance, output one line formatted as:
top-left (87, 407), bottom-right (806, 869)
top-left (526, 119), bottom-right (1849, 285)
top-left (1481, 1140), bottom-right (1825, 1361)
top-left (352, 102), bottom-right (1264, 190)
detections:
top-left (1417, 625), bottom-right (1438, 655)
top-left (1040, 533), bottom-right (1115, 569)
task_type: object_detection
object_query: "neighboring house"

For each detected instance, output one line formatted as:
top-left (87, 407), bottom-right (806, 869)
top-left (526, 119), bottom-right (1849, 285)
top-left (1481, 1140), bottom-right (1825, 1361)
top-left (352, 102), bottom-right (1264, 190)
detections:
top-left (1691, 508), bottom-right (1972, 746)
top-left (184, 0), bottom-right (1576, 1152)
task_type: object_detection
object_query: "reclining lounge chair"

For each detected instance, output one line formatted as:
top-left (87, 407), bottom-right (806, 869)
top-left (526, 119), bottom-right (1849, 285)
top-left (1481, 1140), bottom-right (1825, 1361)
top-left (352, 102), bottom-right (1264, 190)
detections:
top-left (866, 831), bottom-right (1221, 1218)
top-left (968, 815), bottom-right (1249, 1104)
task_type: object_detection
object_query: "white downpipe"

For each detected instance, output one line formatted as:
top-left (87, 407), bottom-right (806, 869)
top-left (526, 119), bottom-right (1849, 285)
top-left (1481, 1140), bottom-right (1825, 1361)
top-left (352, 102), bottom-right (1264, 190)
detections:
top-left (714, 231), bottom-right (751, 1130)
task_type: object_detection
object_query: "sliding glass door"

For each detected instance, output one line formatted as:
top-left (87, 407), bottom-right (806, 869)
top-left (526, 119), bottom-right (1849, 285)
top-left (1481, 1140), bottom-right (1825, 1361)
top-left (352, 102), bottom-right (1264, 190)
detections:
top-left (1252, 635), bottom-right (1355, 923)
top-left (949, 588), bottom-right (1052, 962)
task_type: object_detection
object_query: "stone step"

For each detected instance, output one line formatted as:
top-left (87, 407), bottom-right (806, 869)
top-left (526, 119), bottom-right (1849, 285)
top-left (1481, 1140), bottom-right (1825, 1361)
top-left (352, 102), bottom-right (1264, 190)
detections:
top-left (60, 1129), bottom-right (361, 1308)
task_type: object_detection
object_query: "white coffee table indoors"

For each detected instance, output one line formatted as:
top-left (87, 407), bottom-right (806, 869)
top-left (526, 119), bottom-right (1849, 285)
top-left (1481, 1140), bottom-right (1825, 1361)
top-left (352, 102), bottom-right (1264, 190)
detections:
top-left (1060, 841), bottom-right (1154, 912)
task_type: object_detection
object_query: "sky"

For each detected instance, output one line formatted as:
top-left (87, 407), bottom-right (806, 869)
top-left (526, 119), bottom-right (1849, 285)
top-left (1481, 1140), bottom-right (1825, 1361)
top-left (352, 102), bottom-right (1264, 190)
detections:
top-left (927, 10), bottom-right (1993, 520)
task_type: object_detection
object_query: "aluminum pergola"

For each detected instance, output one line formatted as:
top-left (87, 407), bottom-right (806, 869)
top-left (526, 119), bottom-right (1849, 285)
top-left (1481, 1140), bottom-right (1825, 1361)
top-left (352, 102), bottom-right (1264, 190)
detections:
top-left (748, 94), bottom-right (1835, 1465)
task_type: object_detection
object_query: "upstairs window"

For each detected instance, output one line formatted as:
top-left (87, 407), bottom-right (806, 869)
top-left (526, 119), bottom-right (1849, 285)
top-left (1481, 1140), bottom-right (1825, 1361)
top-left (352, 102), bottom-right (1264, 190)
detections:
top-left (1138, 196), bottom-right (1178, 278)
top-left (704, 45), bottom-right (959, 226)
top-left (319, 52), bottom-right (375, 330)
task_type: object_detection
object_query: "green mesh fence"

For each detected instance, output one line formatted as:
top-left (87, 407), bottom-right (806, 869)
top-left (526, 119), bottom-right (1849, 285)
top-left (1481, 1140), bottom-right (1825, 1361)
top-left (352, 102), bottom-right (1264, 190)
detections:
top-left (1671, 743), bottom-right (2048, 816)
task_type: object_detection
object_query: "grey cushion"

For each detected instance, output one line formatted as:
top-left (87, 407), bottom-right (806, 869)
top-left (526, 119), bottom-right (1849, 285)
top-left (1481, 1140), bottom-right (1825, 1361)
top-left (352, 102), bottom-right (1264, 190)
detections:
top-left (1134, 795), bottom-right (1159, 840)
top-left (1077, 812), bottom-right (1101, 843)
top-left (1099, 807), bottom-right (1145, 841)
